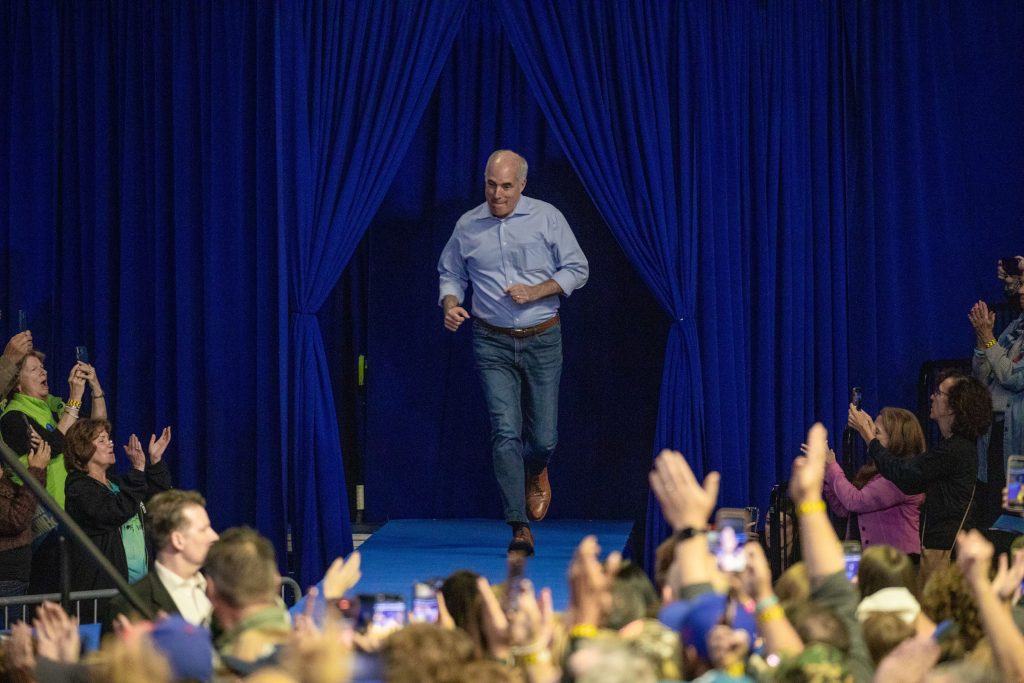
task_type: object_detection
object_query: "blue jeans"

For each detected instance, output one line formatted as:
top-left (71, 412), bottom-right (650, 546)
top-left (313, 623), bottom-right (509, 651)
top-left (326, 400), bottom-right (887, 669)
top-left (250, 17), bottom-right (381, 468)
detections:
top-left (472, 320), bottom-right (562, 524)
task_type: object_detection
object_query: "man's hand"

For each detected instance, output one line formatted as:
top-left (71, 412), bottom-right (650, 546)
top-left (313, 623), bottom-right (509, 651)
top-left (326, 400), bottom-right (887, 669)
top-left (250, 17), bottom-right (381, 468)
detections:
top-left (648, 449), bottom-right (719, 531)
top-left (506, 283), bottom-right (534, 305)
top-left (443, 304), bottom-right (470, 332)
top-left (790, 423), bottom-right (828, 505)
top-left (3, 331), bottom-right (32, 365)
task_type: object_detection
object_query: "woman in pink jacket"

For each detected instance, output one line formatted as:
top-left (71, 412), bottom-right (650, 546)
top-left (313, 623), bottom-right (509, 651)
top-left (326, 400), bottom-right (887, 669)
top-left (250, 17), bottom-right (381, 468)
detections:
top-left (824, 407), bottom-right (926, 558)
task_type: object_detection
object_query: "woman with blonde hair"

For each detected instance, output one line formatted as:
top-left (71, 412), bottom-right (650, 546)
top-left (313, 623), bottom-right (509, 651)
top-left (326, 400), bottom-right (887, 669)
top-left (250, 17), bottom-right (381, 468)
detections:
top-left (824, 407), bottom-right (926, 558)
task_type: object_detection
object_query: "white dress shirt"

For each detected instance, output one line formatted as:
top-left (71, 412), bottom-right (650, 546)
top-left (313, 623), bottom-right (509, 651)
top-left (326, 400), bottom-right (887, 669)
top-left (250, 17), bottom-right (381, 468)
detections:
top-left (154, 561), bottom-right (212, 627)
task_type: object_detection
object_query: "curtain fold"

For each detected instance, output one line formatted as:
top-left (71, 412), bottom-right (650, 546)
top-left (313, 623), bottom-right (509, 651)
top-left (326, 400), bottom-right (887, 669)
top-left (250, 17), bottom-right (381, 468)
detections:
top-left (496, 0), bottom-right (753, 568)
top-left (273, 0), bottom-right (467, 583)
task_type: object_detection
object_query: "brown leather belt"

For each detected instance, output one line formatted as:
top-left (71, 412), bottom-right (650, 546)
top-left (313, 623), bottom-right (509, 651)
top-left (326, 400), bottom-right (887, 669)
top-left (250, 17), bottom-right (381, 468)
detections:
top-left (477, 313), bottom-right (560, 338)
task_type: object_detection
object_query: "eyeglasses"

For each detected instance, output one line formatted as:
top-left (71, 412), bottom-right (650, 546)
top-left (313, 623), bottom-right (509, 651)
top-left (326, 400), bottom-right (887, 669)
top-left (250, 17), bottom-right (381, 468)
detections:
top-left (931, 389), bottom-right (950, 398)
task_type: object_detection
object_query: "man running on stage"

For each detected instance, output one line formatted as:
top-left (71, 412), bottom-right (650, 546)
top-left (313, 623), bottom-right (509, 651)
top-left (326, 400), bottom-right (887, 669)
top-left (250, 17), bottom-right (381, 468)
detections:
top-left (438, 149), bottom-right (589, 555)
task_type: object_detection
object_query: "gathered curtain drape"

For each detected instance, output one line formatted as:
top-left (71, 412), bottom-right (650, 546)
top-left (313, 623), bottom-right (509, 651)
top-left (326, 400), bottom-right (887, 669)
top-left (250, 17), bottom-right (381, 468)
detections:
top-left (273, 0), bottom-right (467, 583)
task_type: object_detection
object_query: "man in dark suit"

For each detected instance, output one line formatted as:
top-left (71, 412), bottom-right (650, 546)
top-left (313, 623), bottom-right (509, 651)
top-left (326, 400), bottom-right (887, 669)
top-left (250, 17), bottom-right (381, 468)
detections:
top-left (106, 489), bottom-right (219, 630)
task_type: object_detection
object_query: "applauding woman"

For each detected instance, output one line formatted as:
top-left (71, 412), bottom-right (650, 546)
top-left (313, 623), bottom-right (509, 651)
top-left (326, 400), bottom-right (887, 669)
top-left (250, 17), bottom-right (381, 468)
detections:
top-left (64, 419), bottom-right (172, 591)
top-left (849, 373), bottom-right (992, 584)
top-left (824, 408), bottom-right (925, 558)
top-left (969, 256), bottom-right (1024, 527)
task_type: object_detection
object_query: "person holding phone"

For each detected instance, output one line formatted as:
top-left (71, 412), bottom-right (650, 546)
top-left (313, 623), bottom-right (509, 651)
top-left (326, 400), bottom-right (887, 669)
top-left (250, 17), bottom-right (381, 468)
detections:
top-left (0, 438), bottom-right (50, 604)
top-left (824, 407), bottom-right (925, 558)
top-left (1, 346), bottom-right (107, 593)
top-left (969, 255), bottom-right (1024, 528)
top-left (849, 373), bottom-right (992, 585)
top-left (0, 349), bottom-right (107, 509)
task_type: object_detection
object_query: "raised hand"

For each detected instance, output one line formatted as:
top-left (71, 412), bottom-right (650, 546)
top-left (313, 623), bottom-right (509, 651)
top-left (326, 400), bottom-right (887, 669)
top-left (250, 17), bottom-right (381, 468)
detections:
top-left (567, 535), bottom-right (620, 628)
top-left (124, 434), bottom-right (146, 471)
top-left (321, 552), bottom-right (361, 601)
top-left (790, 423), bottom-right (828, 504)
top-left (33, 601), bottom-right (81, 664)
top-left (846, 404), bottom-right (875, 445)
top-left (2, 330), bottom-right (32, 364)
top-left (649, 449), bottom-right (720, 531)
top-left (956, 529), bottom-right (995, 587)
top-left (476, 576), bottom-right (512, 659)
top-left (67, 363), bottom-right (87, 400)
top-left (968, 300), bottom-right (996, 345)
top-left (148, 426), bottom-right (172, 464)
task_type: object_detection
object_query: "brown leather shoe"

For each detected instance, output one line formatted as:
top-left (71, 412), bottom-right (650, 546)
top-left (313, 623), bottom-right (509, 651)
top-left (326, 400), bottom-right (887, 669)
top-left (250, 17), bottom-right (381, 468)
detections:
top-left (508, 525), bottom-right (535, 555)
top-left (526, 468), bottom-right (551, 521)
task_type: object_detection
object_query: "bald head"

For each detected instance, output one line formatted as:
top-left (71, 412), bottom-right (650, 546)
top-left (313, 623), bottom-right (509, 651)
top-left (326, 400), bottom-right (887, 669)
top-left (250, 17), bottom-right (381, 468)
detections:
top-left (485, 150), bottom-right (528, 183)
top-left (484, 150), bottom-right (528, 218)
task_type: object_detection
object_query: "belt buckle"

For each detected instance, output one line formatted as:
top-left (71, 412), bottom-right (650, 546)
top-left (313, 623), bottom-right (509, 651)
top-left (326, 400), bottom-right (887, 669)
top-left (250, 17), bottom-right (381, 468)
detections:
top-left (511, 327), bottom-right (527, 337)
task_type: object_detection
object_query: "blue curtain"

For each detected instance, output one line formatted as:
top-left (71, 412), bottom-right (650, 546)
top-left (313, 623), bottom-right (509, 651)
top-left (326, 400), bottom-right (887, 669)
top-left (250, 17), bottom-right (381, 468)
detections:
top-left (359, 1), bottom-right (667, 529)
top-left (495, 0), bottom-right (757, 566)
top-left (1, 0), bottom-right (467, 586)
top-left (273, 0), bottom-right (466, 584)
top-left (495, 0), bottom-right (1024, 569)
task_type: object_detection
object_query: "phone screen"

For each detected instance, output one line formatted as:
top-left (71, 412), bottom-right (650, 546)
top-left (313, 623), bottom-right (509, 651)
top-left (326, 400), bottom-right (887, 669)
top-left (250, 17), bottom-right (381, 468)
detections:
top-left (709, 527), bottom-right (747, 572)
top-left (842, 541), bottom-right (861, 581)
top-left (411, 580), bottom-right (440, 623)
top-left (357, 594), bottom-right (406, 635)
top-left (1007, 457), bottom-right (1024, 511)
top-left (18, 310), bottom-right (27, 332)
top-left (75, 346), bottom-right (90, 364)
top-left (851, 386), bottom-right (863, 409)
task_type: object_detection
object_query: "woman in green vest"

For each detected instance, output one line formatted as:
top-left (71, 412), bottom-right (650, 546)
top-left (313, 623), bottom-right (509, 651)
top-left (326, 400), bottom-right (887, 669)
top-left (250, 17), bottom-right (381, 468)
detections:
top-left (1, 348), bottom-right (106, 592)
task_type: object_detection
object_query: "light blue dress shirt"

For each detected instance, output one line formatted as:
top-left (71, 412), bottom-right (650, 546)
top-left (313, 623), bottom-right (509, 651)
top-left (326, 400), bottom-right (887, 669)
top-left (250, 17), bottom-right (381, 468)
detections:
top-left (438, 195), bottom-right (589, 328)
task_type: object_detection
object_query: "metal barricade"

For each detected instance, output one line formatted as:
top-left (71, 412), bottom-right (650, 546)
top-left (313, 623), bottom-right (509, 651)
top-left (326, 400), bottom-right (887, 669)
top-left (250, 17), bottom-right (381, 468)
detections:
top-left (2, 577), bottom-right (305, 628)
top-left (0, 589), bottom-right (118, 628)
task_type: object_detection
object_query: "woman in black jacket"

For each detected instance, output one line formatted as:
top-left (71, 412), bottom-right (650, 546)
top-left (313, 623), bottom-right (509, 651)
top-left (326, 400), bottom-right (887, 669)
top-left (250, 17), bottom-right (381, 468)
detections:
top-left (849, 372), bottom-right (992, 586)
top-left (63, 418), bottom-right (172, 591)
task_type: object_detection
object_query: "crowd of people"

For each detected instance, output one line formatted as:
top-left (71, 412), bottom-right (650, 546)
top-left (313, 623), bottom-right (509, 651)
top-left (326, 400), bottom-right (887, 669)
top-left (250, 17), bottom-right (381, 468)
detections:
top-left (0, 253), bottom-right (1021, 683)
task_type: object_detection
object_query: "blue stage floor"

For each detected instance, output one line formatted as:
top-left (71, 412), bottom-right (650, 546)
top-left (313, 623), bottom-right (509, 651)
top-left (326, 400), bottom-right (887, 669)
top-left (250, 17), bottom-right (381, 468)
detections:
top-left (346, 518), bottom-right (633, 611)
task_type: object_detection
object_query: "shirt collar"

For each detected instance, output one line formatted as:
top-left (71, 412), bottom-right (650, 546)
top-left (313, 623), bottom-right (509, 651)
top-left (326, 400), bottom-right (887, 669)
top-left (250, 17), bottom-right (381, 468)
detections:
top-left (155, 560), bottom-right (207, 591)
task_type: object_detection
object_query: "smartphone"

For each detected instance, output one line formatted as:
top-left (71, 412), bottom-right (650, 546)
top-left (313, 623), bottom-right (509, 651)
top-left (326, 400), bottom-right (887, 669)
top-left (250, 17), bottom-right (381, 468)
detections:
top-left (411, 579), bottom-right (441, 624)
top-left (851, 386), bottom-right (863, 409)
top-left (843, 541), bottom-right (861, 581)
top-left (1002, 257), bottom-right (1023, 277)
top-left (714, 508), bottom-right (750, 572)
top-left (18, 310), bottom-right (27, 332)
top-left (75, 346), bottom-right (90, 364)
top-left (357, 593), bottom-right (406, 634)
top-left (505, 552), bottom-right (528, 612)
top-left (1007, 456), bottom-right (1024, 512)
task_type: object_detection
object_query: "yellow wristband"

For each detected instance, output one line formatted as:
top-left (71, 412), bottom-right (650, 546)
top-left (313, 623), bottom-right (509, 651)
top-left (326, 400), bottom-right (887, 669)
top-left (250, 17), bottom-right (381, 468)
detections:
top-left (756, 604), bottom-right (786, 626)
top-left (518, 650), bottom-right (552, 666)
top-left (569, 624), bottom-right (598, 639)
top-left (66, 398), bottom-right (82, 409)
top-left (796, 500), bottom-right (826, 516)
top-left (984, 338), bottom-right (998, 349)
